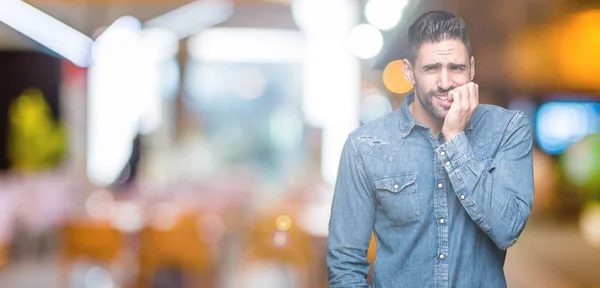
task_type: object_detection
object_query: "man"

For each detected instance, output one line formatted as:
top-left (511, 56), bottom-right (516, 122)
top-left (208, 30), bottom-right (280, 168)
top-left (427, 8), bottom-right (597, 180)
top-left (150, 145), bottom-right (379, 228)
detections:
top-left (327, 10), bottom-right (534, 288)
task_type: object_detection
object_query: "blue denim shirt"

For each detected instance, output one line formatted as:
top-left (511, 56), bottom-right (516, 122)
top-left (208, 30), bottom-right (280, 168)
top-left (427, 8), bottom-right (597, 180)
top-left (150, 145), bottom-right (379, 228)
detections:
top-left (327, 92), bottom-right (534, 288)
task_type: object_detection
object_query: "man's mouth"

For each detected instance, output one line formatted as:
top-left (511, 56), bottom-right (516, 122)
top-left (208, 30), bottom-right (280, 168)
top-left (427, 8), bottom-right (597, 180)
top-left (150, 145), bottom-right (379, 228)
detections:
top-left (434, 93), bottom-right (453, 102)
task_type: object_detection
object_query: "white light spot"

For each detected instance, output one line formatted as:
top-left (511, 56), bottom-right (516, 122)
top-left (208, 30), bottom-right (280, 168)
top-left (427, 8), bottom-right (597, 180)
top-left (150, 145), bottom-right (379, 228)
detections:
top-left (365, 0), bottom-right (407, 30)
top-left (347, 24), bottom-right (383, 59)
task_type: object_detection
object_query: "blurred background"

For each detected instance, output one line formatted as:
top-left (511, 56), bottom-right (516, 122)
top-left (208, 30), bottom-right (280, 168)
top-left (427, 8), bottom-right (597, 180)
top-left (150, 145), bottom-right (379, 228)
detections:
top-left (0, 0), bottom-right (599, 287)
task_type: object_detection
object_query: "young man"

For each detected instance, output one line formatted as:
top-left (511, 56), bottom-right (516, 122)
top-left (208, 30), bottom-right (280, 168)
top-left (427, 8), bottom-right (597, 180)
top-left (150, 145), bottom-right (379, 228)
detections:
top-left (327, 10), bottom-right (534, 288)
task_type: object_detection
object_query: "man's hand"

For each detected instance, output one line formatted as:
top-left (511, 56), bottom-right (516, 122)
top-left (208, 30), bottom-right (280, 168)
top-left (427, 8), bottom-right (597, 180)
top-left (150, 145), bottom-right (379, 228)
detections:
top-left (442, 82), bottom-right (479, 141)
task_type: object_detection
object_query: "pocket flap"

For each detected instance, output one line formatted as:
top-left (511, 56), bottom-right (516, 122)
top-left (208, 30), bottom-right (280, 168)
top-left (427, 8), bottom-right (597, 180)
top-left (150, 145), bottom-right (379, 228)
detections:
top-left (374, 174), bottom-right (416, 193)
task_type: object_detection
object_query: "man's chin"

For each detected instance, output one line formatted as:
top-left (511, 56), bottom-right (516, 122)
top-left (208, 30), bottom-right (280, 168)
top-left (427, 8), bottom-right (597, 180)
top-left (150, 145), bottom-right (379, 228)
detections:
top-left (431, 105), bottom-right (449, 120)
top-left (431, 110), bottom-right (447, 121)
top-left (433, 115), bottom-right (446, 121)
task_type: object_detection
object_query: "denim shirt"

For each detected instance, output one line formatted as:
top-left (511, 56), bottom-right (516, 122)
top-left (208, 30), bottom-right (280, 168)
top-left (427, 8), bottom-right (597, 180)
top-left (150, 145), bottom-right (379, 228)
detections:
top-left (327, 92), bottom-right (534, 288)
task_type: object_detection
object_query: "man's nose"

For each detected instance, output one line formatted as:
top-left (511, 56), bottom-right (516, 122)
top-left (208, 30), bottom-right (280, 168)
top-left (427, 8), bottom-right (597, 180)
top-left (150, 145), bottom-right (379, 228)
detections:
top-left (437, 68), bottom-right (452, 90)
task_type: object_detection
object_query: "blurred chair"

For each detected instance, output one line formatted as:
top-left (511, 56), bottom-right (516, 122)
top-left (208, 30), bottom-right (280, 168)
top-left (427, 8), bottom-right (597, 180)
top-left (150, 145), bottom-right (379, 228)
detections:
top-left (136, 212), bottom-right (213, 288)
top-left (60, 220), bottom-right (124, 287)
top-left (236, 212), bottom-right (315, 288)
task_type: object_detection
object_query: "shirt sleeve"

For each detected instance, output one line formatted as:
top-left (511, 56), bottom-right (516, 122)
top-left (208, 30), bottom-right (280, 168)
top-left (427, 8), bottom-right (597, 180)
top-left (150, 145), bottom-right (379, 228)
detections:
top-left (327, 135), bottom-right (376, 287)
top-left (435, 112), bottom-right (534, 250)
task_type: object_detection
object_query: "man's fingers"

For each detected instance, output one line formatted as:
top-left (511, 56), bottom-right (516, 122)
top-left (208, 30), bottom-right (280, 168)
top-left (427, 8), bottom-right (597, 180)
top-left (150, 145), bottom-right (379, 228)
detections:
top-left (460, 86), bottom-right (470, 111)
top-left (466, 83), bottom-right (476, 111)
top-left (474, 84), bottom-right (479, 107)
top-left (449, 89), bottom-right (460, 110)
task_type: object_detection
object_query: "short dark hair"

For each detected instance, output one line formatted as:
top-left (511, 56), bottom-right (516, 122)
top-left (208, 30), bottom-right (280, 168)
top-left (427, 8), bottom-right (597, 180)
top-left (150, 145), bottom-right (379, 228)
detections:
top-left (407, 10), bottom-right (471, 63)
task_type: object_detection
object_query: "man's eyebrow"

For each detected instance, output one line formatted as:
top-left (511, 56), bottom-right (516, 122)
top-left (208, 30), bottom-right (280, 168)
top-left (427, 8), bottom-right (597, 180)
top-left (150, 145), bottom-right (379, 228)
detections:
top-left (449, 63), bottom-right (467, 69)
top-left (421, 63), bottom-right (441, 70)
top-left (421, 63), bottom-right (467, 70)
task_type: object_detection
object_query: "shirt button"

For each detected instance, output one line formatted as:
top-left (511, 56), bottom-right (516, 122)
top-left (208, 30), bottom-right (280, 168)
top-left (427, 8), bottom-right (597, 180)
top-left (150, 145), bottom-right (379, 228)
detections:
top-left (437, 183), bottom-right (443, 188)
top-left (439, 254), bottom-right (445, 259)
top-left (439, 218), bottom-right (445, 224)
top-left (460, 194), bottom-right (466, 200)
top-left (440, 151), bottom-right (446, 156)
top-left (393, 184), bottom-right (399, 189)
top-left (445, 161), bottom-right (451, 167)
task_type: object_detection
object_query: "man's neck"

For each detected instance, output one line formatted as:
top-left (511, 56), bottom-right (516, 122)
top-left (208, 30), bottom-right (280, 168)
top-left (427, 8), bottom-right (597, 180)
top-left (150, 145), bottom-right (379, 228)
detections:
top-left (408, 96), bottom-right (443, 136)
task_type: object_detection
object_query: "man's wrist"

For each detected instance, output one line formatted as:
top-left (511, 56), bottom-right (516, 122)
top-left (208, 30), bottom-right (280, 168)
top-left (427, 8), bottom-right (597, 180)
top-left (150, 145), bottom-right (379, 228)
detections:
top-left (436, 132), bottom-right (472, 170)
top-left (442, 130), bottom-right (462, 142)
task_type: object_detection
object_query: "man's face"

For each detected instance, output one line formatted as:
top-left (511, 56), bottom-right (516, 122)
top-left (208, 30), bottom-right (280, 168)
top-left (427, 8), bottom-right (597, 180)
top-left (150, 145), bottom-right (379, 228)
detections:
top-left (404, 38), bottom-right (474, 120)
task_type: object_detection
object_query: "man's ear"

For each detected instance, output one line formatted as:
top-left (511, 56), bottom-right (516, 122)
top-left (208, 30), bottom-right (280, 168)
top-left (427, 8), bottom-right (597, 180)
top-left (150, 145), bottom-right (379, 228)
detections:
top-left (402, 59), bottom-right (416, 85)
top-left (470, 56), bottom-right (475, 81)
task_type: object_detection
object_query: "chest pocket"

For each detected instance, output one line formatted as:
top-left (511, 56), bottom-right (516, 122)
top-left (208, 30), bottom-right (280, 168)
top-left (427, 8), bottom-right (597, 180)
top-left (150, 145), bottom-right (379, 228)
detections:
top-left (374, 174), bottom-right (421, 225)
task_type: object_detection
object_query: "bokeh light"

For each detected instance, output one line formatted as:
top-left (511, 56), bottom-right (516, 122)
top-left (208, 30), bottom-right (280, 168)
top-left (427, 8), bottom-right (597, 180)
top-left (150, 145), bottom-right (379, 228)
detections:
top-left (347, 24), bottom-right (383, 59)
top-left (383, 60), bottom-right (413, 94)
top-left (580, 202), bottom-right (600, 248)
top-left (536, 102), bottom-right (600, 155)
top-left (271, 230), bottom-right (290, 248)
top-left (275, 215), bottom-right (292, 231)
top-left (562, 134), bottom-right (600, 197)
top-left (85, 189), bottom-right (116, 220)
top-left (84, 266), bottom-right (115, 288)
top-left (364, 0), bottom-right (407, 30)
top-left (148, 202), bottom-right (180, 231)
top-left (555, 10), bottom-right (600, 90)
top-left (360, 94), bottom-right (393, 124)
top-left (110, 201), bottom-right (144, 233)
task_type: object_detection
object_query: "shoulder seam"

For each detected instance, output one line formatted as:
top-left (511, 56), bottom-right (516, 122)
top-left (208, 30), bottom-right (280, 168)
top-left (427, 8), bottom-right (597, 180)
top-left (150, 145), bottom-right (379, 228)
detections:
top-left (352, 109), bottom-right (400, 135)
top-left (505, 110), bottom-right (525, 134)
